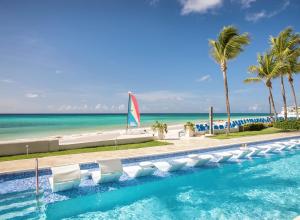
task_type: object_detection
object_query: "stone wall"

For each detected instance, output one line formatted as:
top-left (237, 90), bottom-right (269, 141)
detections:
top-left (0, 136), bottom-right (155, 156)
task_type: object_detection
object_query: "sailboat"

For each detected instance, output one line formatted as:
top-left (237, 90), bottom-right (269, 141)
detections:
top-left (127, 92), bottom-right (141, 131)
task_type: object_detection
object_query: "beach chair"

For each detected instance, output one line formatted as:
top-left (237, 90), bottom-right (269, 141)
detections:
top-left (123, 161), bottom-right (156, 178)
top-left (179, 154), bottom-right (212, 167)
top-left (212, 152), bottom-right (233, 163)
top-left (153, 159), bottom-right (187, 172)
top-left (204, 124), bottom-right (209, 130)
top-left (247, 147), bottom-right (263, 157)
top-left (91, 159), bottom-right (123, 184)
top-left (271, 142), bottom-right (292, 151)
top-left (287, 139), bottom-right (300, 147)
top-left (231, 148), bottom-right (251, 159)
top-left (219, 125), bottom-right (225, 130)
top-left (49, 164), bottom-right (82, 193)
top-left (256, 144), bottom-right (277, 154)
top-left (276, 140), bottom-right (299, 148)
top-left (199, 124), bottom-right (206, 131)
top-left (213, 125), bottom-right (219, 130)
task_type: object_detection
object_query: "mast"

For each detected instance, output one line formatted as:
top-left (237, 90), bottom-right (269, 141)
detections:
top-left (126, 91), bottom-right (131, 133)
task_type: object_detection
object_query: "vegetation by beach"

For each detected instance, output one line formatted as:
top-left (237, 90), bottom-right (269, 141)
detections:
top-left (210, 127), bottom-right (286, 139)
top-left (207, 26), bottom-right (299, 135)
top-left (0, 140), bottom-right (171, 162)
top-left (244, 27), bottom-right (300, 120)
top-left (273, 119), bottom-right (300, 130)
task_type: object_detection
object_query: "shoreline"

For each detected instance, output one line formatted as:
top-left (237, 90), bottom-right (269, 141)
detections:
top-left (0, 113), bottom-right (269, 142)
top-left (0, 123), bottom-right (186, 144)
top-left (0, 114), bottom-right (269, 143)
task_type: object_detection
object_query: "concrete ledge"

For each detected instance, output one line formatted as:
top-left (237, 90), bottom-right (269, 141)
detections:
top-left (0, 139), bottom-right (59, 156)
top-left (60, 136), bottom-right (155, 150)
top-left (0, 136), bottom-right (155, 156)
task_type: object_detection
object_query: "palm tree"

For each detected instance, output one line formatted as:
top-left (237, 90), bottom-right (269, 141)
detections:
top-left (270, 27), bottom-right (300, 120)
top-left (244, 52), bottom-right (285, 120)
top-left (286, 56), bottom-right (300, 119)
top-left (284, 31), bottom-right (300, 119)
top-left (209, 26), bottom-right (250, 133)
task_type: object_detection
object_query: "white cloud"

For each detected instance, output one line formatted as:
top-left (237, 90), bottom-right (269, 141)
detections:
top-left (118, 104), bottom-right (125, 111)
top-left (148, 0), bottom-right (159, 6)
top-left (196, 74), bottom-right (211, 82)
top-left (58, 104), bottom-right (90, 112)
top-left (240, 0), bottom-right (256, 9)
top-left (245, 0), bottom-right (290, 22)
top-left (55, 70), bottom-right (63, 74)
top-left (137, 90), bottom-right (194, 102)
top-left (25, 93), bottom-right (39, 98)
top-left (109, 104), bottom-right (126, 112)
top-left (245, 10), bottom-right (266, 22)
top-left (0, 79), bottom-right (15, 84)
top-left (180, 0), bottom-right (223, 15)
top-left (248, 104), bottom-right (259, 111)
top-left (95, 104), bottom-right (109, 111)
top-left (95, 104), bottom-right (101, 109)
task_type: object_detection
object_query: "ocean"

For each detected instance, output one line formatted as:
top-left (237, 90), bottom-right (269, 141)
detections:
top-left (0, 113), bottom-right (268, 141)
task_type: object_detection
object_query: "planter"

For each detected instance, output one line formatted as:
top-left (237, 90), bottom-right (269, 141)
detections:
top-left (185, 129), bottom-right (195, 137)
top-left (155, 131), bottom-right (165, 140)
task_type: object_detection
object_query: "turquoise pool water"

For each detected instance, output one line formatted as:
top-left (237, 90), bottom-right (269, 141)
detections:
top-left (46, 152), bottom-right (300, 219)
top-left (1, 150), bottom-right (298, 220)
top-left (0, 139), bottom-right (300, 220)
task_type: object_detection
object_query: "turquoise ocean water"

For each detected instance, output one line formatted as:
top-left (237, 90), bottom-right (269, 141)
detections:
top-left (0, 113), bottom-right (268, 141)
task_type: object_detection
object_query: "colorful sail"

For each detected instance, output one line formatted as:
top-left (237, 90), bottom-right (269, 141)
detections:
top-left (127, 92), bottom-right (141, 128)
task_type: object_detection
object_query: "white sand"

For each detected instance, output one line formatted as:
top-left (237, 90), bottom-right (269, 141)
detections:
top-left (0, 124), bottom-right (186, 145)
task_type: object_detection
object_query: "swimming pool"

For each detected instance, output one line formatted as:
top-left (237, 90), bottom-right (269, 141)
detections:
top-left (0, 138), bottom-right (299, 219)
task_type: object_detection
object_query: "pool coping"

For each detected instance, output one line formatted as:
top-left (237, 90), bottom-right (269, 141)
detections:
top-left (1, 134), bottom-right (299, 180)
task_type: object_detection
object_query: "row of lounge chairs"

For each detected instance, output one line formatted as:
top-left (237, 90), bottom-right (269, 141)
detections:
top-left (196, 117), bottom-right (271, 132)
top-left (49, 138), bottom-right (299, 193)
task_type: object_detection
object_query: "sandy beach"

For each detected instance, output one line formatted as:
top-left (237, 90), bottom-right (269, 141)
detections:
top-left (0, 123), bottom-right (186, 145)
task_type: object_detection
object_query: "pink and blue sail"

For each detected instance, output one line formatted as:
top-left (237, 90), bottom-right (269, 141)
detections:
top-left (127, 92), bottom-right (141, 128)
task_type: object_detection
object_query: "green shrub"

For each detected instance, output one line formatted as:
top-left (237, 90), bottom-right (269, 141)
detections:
top-left (273, 120), bottom-right (300, 130)
top-left (243, 123), bottom-right (266, 131)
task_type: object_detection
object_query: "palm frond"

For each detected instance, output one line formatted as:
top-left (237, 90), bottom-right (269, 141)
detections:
top-left (224, 33), bottom-right (250, 59)
top-left (209, 40), bottom-right (222, 63)
top-left (244, 77), bottom-right (261, 83)
top-left (209, 25), bottom-right (250, 64)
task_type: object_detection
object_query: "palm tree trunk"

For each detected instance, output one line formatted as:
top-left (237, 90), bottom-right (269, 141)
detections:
top-left (288, 74), bottom-right (299, 119)
top-left (280, 75), bottom-right (288, 120)
top-left (268, 86), bottom-right (277, 121)
top-left (221, 61), bottom-right (231, 134)
top-left (268, 96), bottom-right (272, 117)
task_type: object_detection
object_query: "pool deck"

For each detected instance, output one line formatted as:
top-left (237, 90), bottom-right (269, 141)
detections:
top-left (0, 131), bottom-right (300, 174)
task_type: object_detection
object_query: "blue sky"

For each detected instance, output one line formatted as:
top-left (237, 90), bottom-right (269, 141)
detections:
top-left (0, 0), bottom-right (299, 113)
